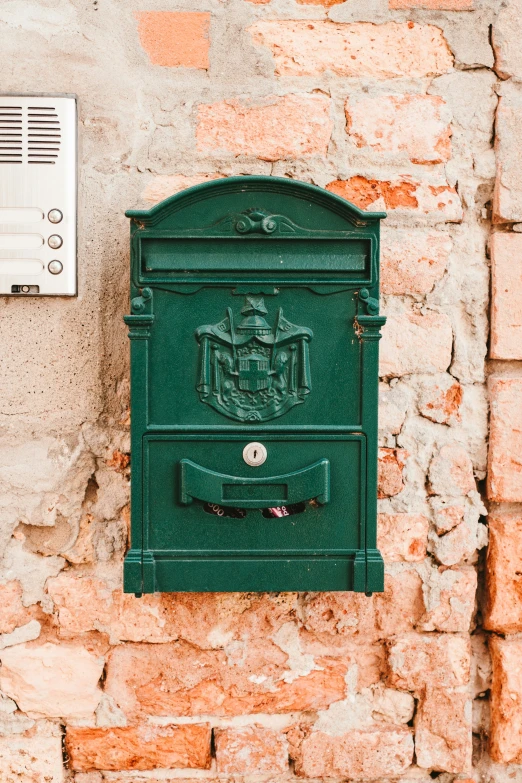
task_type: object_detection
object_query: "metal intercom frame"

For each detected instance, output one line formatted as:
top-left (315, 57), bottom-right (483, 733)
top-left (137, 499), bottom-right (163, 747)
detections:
top-left (0, 94), bottom-right (77, 296)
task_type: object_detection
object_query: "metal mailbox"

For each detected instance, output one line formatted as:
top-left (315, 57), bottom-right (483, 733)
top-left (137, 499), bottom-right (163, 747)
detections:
top-left (124, 176), bottom-right (386, 594)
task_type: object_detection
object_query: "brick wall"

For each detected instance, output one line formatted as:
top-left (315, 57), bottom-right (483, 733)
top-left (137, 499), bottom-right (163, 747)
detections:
top-left (0, 0), bottom-right (518, 781)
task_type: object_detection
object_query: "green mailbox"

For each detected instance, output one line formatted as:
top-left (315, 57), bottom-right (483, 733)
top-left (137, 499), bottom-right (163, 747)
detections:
top-left (124, 176), bottom-right (386, 595)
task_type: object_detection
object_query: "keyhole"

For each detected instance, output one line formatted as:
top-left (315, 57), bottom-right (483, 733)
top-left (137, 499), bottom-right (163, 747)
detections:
top-left (243, 442), bottom-right (267, 466)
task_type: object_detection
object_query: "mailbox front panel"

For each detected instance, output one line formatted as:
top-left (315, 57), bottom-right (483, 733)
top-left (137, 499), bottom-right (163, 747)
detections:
top-left (124, 177), bottom-right (386, 594)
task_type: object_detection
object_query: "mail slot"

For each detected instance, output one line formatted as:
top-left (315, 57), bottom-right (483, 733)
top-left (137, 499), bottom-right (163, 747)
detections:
top-left (124, 176), bottom-right (386, 594)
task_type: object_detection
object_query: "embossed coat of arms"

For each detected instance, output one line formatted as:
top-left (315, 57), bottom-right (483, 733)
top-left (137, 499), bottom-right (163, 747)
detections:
top-left (195, 296), bottom-right (313, 422)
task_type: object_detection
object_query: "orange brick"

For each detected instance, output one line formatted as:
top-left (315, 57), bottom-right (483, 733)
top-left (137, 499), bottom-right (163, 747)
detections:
top-left (378, 513), bottom-right (429, 563)
top-left (488, 377), bottom-right (522, 501)
top-left (104, 641), bottom-right (348, 718)
top-left (66, 724), bottom-right (211, 772)
top-left (381, 228), bottom-right (451, 295)
top-left (293, 727), bottom-right (413, 778)
top-left (346, 94), bottom-right (451, 164)
top-left (484, 514), bottom-right (522, 633)
top-left (390, 0), bottom-right (473, 7)
top-left (490, 233), bottom-right (522, 359)
top-left (378, 448), bottom-right (407, 498)
top-left (249, 21), bottom-right (453, 78)
top-left (215, 727), bottom-right (289, 774)
top-left (327, 176), bottom-right (462, 220)
top-left (197, 94), bottom-right (331, 161)
top-left (490, 637), bottom-right (522, 763)
top-left (135, 12), bottom-right (210, 69)
top-left (415, 687), bottom-right (472, 772)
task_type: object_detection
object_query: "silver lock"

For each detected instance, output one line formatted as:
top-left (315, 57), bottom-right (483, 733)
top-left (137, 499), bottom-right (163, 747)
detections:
top-left (243, 442), bottom-right (267, 467)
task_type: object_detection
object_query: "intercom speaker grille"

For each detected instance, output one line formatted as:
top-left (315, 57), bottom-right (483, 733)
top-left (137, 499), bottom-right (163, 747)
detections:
top-left (0, 104), bottom-right (62, 164)
top-left (0, 107), bottom-right (22, 164)
top-left (28, 105), bottom-right (61, 164)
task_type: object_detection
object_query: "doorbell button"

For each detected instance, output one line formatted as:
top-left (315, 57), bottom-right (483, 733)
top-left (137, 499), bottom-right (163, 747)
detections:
top-left (243, 442), bottom-right (267, 467)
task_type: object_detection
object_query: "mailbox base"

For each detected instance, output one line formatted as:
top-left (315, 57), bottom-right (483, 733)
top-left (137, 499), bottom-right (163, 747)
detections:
top-left (123, 549), bottom-right (384, 594)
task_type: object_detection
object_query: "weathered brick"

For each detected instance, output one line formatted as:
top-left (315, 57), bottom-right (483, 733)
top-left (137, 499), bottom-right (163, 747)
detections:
top-left (387, 633), bottom-right (471, 692)
top-left (488, 377), bottom-right (522, 501)
top-left (142, 174), bottom-right (223, 205)
top-left (49, 573), bottom-right (298, 647)
top-left (327, 176), bottom-right (462, 220)
top-left (0, 642), bottom-right (103, 719)
top-left (215, 727), bottom-right (289, 774)
top-left (378, 448), bottom-right (407, 498)
top-left (493, 88), bottom-right (522, 223)
top-left (380, 228), bottom-right (451, 295)
top-left (489, 637), bottom-right (522, 763)
top-left (0, 579), bottom-right (29, 634)
top-left (492, 0), bottom-right (522, 80)
top-left (293, 727), bottom-right (414, 778)
top-left (415, 687), bottom-right (472, 773)
top-left (104, 641), bottom-right (347, 718)
top-left (66, 724), bottom-right (211, 772)
top-left (490, 233), bottom-right (522, 359)
top-left (378, 513), bottom-right (429, 563)
top-left (249, 21), bottom-right (453, 78)
top-left (390, 0), bottom-right (473, 7)
top-left (375, 570), bottom-right (425, 635)
top-left (297, 0), bottom-right (345, 4)
top-left (419, 567), bottom-right (477, 633)
top-left (484, 514), bottom-right (522, 633)
top-left (380, 312), bottom-right (453, 377)
top-left (196, 94), bottom-right (331, 161)
top-left (429, 444), bottom-right (475, 497)
top-left (418, 375), bottom-right (462, 425)
top-left (135, 12), bottom-right (210, 69)
top-left (0, 734), bottom-right (64, 783)
top-left (346, 94), bottom-right (451, 164)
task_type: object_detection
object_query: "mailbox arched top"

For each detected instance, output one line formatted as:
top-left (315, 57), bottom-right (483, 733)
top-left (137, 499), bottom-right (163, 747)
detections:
top-left (126, 175), bottom-right (386, 232)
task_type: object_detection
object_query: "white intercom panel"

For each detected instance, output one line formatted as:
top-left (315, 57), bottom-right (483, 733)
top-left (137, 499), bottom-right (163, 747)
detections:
top-left (0, 95), bottom-right (76, 296)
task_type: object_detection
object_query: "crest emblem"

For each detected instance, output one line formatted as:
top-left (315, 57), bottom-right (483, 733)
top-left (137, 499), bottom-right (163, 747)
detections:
top-left (195, 296), bottom-right (313, 422)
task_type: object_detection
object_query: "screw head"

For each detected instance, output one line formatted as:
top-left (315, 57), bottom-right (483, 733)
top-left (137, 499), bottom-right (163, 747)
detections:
top-left (48, 235), bottom-right (63, 249)
top-left (48, 260), bottom-right (63, 275)
top-left (48, 209), bottom-right (63, 224)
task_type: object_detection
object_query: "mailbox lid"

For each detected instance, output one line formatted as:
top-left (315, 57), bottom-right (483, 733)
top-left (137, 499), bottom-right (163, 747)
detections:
top-left (127, 176), bottom-right (384, 289)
